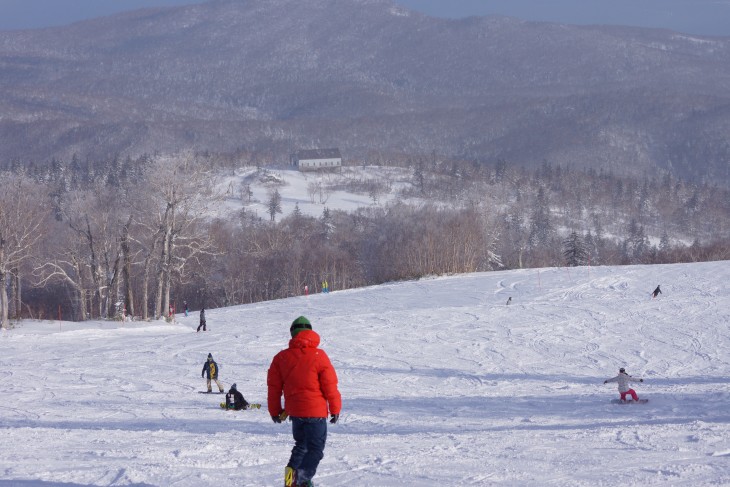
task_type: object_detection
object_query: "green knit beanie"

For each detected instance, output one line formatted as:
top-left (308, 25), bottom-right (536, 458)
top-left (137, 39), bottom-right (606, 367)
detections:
top-left (290, 316), bottom-right (312, 337)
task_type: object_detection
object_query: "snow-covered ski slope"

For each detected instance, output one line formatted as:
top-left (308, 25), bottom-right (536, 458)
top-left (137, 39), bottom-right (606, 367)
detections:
top-left (2, 261), bottom-right (729, 486)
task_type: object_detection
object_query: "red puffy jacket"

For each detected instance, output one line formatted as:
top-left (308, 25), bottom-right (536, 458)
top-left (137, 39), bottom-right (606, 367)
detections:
top-left (267, 329), bottom-right (342, 418)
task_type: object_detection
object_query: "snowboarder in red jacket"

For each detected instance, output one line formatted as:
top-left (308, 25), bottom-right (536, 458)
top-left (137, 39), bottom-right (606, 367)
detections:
top-left (267, 316), bottom-right (341, 487)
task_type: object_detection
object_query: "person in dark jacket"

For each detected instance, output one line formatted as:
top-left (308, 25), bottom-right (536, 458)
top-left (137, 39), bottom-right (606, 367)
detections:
top-left (652, 285), bottom-right (662, 299)
top-left (201, 353), bottom-right (224, 393)
top-left (197, 307), bottom-right (207, 332)
top-left (268, 316), bottom-right (341, 487)
top-left (225, 383), bottom-right (250, 410)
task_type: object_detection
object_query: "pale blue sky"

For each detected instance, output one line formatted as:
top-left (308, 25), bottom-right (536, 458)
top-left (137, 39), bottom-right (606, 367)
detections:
top-left (1, 0), bottom-right (729, 36)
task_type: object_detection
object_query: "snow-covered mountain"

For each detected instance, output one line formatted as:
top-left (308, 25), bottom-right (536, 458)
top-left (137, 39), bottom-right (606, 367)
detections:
top-left (1, 0), bottom-right (730, 185)
top-left (2, 260), bottom-right (729, 485)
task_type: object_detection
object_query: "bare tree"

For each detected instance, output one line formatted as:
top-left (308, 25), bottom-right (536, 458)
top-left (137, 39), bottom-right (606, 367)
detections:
top-left (35, 226), bottom-right (92, 321)
top-left (239, 182), bottom-right (253, 202)
top-left (307, 182), bottom-right (319, 204)
top-left (0, 174), bottom-right (48, 328)
top-left (320, 184), bottom-right (332, 204)
top-left (36, 184), bottom-right (129, 320)
top-left (138, 154), bottom-right (223, 319)
top-left (120, 214), bottom-right (135, 318)
top-left (267, 189), bottom-right (283, 222)
top-left (72, 188), bottom-right (123, 318)
top-left (305, 180), bottom-right (334, 205)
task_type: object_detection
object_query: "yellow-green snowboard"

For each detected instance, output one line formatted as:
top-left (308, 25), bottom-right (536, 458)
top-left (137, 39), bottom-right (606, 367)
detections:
top-left (220, 402), bottom-right (261, 410)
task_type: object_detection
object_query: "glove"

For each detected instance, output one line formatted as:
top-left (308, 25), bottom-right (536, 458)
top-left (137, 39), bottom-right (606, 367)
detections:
top-left (330, 414), bottom-right (339, 424)
top-left (640, 379), bottom-right (644, 382)
top-left (272, 411), bottom-right (288, 423)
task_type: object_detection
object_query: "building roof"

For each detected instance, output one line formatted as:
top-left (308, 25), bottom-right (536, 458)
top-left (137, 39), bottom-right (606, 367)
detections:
top-left (296, 148), bottom-right (341, 160)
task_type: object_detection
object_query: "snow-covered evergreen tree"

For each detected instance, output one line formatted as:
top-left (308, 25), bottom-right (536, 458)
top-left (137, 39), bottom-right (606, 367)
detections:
top-left (563, 230), bottom-right (588, 267)
top-left (267, 189), bottom-right (282, 222)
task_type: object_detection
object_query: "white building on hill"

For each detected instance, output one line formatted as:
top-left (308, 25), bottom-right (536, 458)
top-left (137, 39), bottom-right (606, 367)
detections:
top-left (294, 148), bottom-right (342, 171)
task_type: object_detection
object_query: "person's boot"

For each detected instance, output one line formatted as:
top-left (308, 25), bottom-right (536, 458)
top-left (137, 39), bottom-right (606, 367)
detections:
top-left (284, 466), bottom-right (296, 487)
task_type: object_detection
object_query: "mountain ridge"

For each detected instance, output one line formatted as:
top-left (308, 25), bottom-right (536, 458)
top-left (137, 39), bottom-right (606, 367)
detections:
top-left (1, 0), bottom-right (729, 185)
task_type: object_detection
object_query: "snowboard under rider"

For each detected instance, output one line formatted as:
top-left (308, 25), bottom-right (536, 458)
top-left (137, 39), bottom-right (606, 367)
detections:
top-left (267, 316), bottom-right (342, 487)
top-left (202, 353), bottom-right (224, 393)
top-left (604, 367), bottom-right (644, 402)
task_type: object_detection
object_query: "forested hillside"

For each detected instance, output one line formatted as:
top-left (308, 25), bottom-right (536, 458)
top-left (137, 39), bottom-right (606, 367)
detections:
top-left (1, 152), bottom-right (727, 325)
top-left (2, 0), bottom-right (729, 324)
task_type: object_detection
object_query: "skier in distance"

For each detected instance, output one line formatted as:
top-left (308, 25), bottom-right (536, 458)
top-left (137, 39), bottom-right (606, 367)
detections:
top-left (652, 285), bottom-right (662, 299)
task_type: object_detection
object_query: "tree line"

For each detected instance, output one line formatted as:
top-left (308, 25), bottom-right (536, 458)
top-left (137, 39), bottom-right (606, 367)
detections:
top-left (1, 150), bottom-right (728, 327)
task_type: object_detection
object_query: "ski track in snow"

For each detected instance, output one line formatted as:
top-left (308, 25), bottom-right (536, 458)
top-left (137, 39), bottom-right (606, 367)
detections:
top-left (1, 262), bottom-right (730, 486)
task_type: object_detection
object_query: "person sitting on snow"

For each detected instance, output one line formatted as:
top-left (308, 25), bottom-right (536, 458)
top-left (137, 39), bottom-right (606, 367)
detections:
top-left (225, 383), bottom-right (250, 410)
top-left (604, 367), bottom-right (644, 402)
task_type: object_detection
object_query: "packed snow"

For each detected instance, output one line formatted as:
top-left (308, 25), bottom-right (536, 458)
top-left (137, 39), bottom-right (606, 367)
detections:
top-left (1, 261), bottom-right (729, 486)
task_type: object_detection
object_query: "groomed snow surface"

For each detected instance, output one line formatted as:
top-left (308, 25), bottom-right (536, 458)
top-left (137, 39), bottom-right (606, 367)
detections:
top-left (2, 261), bottom-right (729, 486)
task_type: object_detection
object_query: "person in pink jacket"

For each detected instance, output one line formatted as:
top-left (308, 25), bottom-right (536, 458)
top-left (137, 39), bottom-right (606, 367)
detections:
top-left (604, 367), bottom-right (644, 401)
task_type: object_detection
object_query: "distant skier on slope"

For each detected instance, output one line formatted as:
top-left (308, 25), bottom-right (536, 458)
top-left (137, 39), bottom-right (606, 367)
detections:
top-left (202, 353), bottom-right (224, 393)
top-left (197, 307), bottom-right (207, 332)
top-left (604, 367), bottom-right (644, 402)
top-left (652, 285), bottom-right (662, 299)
